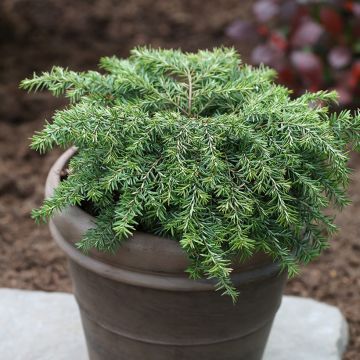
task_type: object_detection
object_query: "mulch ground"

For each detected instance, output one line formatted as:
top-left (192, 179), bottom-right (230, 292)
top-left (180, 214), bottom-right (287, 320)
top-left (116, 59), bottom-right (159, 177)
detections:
top-left (0, 1), bottom-right (359, 358)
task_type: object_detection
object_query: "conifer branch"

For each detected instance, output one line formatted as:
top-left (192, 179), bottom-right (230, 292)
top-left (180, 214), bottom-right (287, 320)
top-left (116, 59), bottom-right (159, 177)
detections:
top-left (22, 47), bottom-right (360, 300)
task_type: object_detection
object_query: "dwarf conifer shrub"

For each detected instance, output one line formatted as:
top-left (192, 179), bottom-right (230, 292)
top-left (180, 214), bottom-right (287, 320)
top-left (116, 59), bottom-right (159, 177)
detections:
top-left (21, 47), bottom-right (360, 300)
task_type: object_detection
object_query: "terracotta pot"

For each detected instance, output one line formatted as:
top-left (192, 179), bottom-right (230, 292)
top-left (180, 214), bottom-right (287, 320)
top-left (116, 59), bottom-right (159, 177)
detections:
top-left (46, 148), bottom-right (287, 360)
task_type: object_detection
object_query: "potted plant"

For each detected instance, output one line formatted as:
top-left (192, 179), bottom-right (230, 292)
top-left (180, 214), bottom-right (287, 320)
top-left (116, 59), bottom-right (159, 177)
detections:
top-left (21, 47), bottom-right (360, 360)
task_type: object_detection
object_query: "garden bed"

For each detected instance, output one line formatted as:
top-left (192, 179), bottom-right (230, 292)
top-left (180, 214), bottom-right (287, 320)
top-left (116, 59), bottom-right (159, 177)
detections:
top-left (0, 1), bottom-right (359, 358)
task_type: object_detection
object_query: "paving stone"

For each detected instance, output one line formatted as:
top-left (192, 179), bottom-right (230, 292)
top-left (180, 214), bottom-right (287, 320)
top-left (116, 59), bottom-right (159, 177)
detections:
top-left (0, 289), bottom-right (87, 360)
top-left (263, 295), bottom-right (349, 360)
top-left (0, 289), bottom-right (348, 360)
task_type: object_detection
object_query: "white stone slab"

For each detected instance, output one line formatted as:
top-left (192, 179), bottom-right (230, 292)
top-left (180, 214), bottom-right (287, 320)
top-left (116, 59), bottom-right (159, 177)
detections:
top-left (0, 289), bottom-right (87, 360)
top-left (0, 289), bottom-right (348, 360)
top-left (263, 296), bottom-right (349, 360)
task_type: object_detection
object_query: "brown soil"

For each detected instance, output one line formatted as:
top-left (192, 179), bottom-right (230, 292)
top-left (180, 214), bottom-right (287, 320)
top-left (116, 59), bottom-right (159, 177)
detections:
top-left (0, 1), bottom-right (358, 358)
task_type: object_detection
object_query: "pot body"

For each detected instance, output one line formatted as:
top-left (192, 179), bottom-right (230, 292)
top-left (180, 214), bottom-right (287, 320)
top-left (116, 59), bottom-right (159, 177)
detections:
top-left (47, 148), bottom-right (287, 360)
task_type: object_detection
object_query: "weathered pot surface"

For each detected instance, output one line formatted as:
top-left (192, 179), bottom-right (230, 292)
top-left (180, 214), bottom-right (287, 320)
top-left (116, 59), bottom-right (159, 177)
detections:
top-left (47, 147), bottom-right (287, 360)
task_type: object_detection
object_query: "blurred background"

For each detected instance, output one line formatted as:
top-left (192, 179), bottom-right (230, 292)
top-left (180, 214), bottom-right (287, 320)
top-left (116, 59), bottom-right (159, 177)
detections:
top-left (0, 1), bottom-right (359, 358)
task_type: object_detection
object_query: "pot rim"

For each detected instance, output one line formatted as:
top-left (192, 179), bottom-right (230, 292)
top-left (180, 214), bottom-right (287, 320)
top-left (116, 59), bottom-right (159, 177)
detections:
top-left (46, 147), bottom-right (281, 291)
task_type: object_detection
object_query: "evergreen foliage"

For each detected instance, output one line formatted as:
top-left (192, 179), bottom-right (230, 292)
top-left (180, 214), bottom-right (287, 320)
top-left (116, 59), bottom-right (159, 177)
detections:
top-left (21, 47), bottom-right (360, 300)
